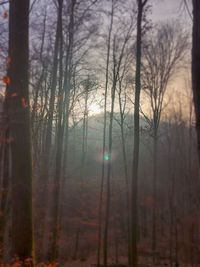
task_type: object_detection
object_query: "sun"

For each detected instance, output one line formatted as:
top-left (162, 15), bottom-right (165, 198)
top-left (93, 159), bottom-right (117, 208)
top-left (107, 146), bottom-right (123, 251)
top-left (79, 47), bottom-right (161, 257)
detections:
top-left (88, 103), bottom-right (102, 115)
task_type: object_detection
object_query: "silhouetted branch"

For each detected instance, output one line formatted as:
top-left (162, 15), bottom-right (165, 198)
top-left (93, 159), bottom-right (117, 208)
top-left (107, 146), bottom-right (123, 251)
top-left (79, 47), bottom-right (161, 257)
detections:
top-left (29, 0), bottom-right (38, 13)
top-left (0, 1), bottom-right (9, 6)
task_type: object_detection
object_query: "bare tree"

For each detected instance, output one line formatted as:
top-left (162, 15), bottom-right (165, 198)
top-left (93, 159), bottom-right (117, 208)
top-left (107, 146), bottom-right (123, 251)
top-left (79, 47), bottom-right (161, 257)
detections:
top-left (130, 1), bottom-right (148, 266)
top-left (97, 1), bottom-right (114, 266)
top-left (49, 0), bottom-right (64, 261)
top-left (141, 22), bottom-right (188, 263)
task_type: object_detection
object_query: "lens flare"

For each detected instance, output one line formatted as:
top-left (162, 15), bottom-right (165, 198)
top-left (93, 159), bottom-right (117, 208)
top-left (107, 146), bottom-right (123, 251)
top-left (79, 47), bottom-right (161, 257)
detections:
top-left (103, 153), bottom-right (110, 161)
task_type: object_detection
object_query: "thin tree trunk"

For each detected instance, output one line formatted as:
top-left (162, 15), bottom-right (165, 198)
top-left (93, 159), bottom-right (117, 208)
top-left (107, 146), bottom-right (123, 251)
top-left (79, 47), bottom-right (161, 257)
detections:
top-left (103, 78), bottom-right (116, 267)
top-left (97, 2), bottom-right (114, 266)
top-left (114, 235), bottom-right (119, 265)
top-left (103, 28), bottom-right (126, 266)
top-left (40, 1), bottom-right (62, 260)
top-left (62, 0), bottom-right (76, 178)
top-left (73, 228), bottom-right (80, 260)
top-left (49, 0), bottom-right (63, 261)
top-left (130, 1), bottom-right (146, 266)
top-left (192, 0), bottom-right (200, 163)
top-left (82, 81), bottom-right (89, 170)
top-left (118, 101), bottom-right (131, 263)
top-left (152, 133), bottom-right (158, 263)
top-left (44, 3), bottom-right (60, 157)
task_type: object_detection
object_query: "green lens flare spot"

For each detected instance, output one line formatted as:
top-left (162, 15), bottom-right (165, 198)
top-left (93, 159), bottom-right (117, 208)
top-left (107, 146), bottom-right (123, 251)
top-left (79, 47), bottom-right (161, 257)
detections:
top-left (103, 153), bottom-right (110, 161)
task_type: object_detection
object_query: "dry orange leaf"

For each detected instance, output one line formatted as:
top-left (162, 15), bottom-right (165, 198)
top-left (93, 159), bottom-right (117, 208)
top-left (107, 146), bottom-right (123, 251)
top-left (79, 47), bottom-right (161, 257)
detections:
top-left (21, 98), bottom-right (28, 108)
top-left (2, 75), bottom-right (11, 85)
top-left (11, 92), bottom-right (17, 97)
top-left (3, 11), bottom-right (8, 19)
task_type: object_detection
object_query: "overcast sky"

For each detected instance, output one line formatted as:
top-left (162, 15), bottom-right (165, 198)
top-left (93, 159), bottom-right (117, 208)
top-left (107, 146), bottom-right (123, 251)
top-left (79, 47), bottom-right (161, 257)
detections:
top-left (151, 0), bottom-right (192, 27)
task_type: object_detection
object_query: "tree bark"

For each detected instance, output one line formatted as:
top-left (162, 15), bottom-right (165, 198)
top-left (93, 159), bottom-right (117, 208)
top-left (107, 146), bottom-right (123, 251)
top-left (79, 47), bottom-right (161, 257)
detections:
top-left (97, 2), bottom-right (114, 266)
top-left (192, 0), bottom-right (200, 163)
top-left (130, 1), bottom-right (147, 266)
top-left (152, 132), bottom-right (158, 263)
top-left (49, 0), bottom-right (63, 261)
top-left (6, 0), bottom-right (33, 259)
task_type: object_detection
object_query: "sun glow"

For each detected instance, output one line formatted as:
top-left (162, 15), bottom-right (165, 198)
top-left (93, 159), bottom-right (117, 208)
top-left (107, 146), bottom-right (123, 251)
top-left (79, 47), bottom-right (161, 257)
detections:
top-left (88, 103), bottom-right (102, 115)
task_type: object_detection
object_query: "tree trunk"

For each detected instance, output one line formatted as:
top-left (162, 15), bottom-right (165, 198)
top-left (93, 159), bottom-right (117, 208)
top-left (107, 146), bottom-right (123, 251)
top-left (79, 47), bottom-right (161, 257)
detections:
top-left (62, 0), bottom-right (76, 178)
top-left (192, 0), bottom-right (200, 162)
top-left (130, 1), bottom-right (147, 266)
top-left (119, 104), bottom-right (131, 264)
top-left (49, 0), bottom-right (63, 261)
top-left (40, 1), bottom-right (62, 260)
top-left (0, 130), bottom-right (10, 260)
top-left (152, 133), bottom-right (158, 263)
top-left (103, 68), bottom-right (117, 267)
top-left (6, 0), bottom-right (33, 259)
top-left (97, 2), bottom-right (114, 266)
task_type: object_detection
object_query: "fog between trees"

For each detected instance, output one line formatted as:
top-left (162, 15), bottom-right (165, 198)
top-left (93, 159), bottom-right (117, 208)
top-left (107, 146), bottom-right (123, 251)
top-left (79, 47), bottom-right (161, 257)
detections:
top-left (0, 1), bottom-right (199, 267)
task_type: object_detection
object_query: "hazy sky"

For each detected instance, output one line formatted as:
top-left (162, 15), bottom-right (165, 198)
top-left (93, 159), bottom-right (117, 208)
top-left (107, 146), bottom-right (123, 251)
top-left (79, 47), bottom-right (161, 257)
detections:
top-left (151, 0), bottom-right (192, 26)
top-left (148, 0), bottom-right (192, 120)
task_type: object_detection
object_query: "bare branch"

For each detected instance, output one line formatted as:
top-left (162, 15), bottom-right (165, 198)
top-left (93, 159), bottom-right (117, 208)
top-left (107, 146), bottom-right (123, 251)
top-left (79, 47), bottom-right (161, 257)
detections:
top-left (183, 0), bottom-right (192, 20)
top-left (0, 1), bottom-right (9, 6)
top-left (29, 0), bottom-right (38, 13)
top-left (142, 0), bottom-right (148, 7)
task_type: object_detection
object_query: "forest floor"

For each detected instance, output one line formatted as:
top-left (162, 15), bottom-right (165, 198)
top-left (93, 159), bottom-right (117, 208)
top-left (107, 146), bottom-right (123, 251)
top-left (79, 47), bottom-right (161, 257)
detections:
top-left (63, 262), bottom-right (200, 267)
top-left (1, 255), bottom-right (200, 267)
top-left (62, 256), bottom-right (200, 267)
top-left (1, 261), bottom-right (200, 267)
